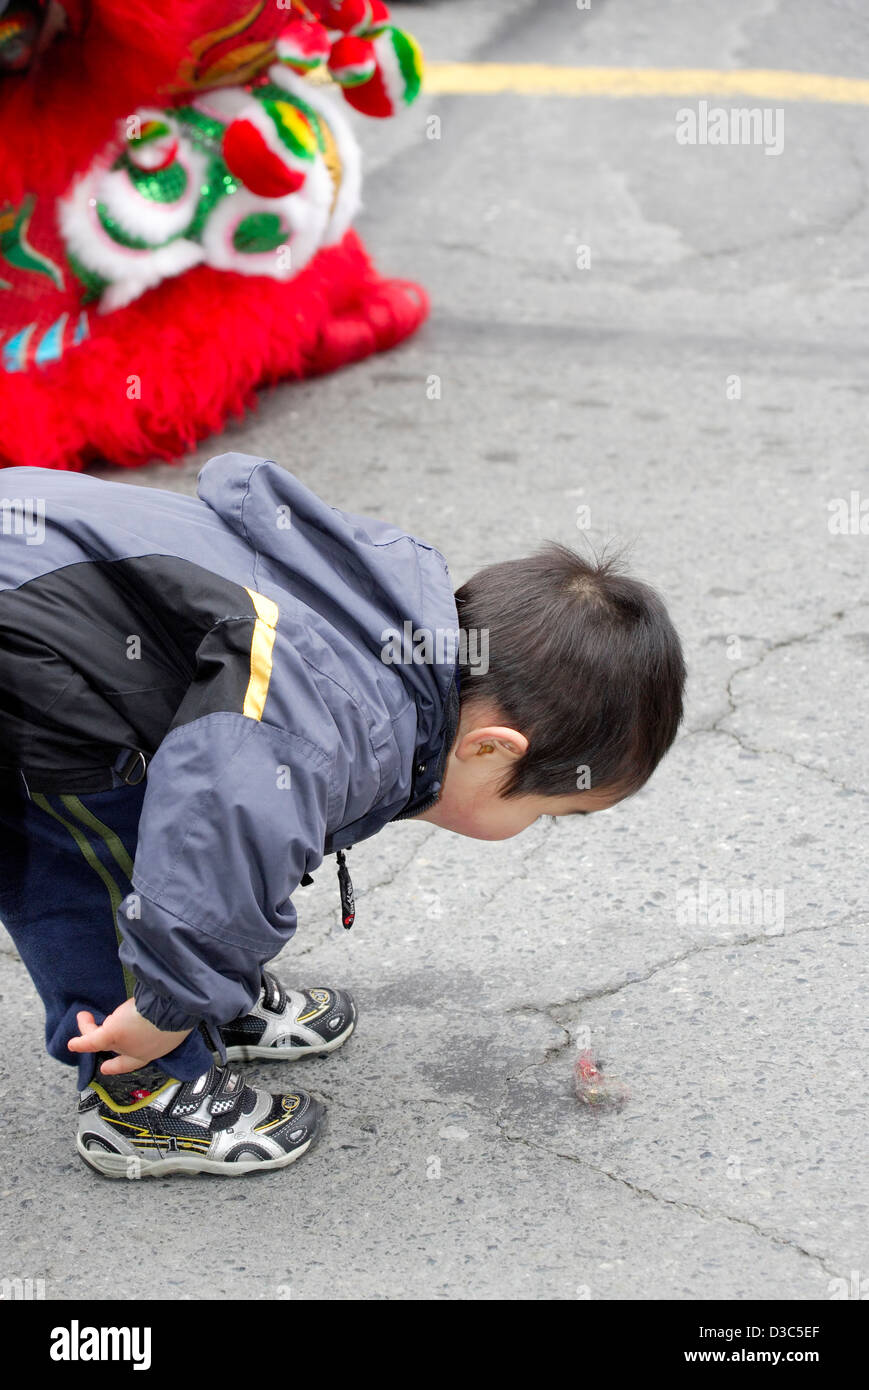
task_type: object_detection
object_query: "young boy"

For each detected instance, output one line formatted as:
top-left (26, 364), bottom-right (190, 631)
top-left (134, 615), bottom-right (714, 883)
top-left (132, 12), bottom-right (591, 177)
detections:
top-left (0, 453), bottom-right (685, 1177)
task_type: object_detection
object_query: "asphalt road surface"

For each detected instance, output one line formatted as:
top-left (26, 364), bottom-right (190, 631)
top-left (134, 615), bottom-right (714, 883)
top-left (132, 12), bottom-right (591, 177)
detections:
top-left (1, 0), bottom-right (867, 1300)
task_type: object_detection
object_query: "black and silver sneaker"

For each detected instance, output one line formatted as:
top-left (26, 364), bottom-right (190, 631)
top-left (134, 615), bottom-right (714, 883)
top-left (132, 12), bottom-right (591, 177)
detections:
top-left (76, 1057), bottom-right (324, 1178)
top-left (217, 971), bottom-right (357, 1062)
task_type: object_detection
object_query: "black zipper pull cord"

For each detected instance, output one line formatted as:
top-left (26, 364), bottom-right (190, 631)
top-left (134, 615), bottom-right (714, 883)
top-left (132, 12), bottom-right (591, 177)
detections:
top-left (336, 848), bottom-right (355, 929)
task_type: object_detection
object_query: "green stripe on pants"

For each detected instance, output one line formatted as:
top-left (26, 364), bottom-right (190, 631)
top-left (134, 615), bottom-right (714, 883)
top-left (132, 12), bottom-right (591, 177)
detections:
top-left (31, 794), bottom-right (138, 998)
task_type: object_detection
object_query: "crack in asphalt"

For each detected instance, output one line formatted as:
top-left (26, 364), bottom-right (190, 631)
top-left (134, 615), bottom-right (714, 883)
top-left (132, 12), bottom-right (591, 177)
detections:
top-left (315, 1045), bottom-right (842, 1281)
top-left (493, 1124), bottom-right (842, 1282)
top-left (486, 912), bottom-right (865, 1280)
top-left (691, 723), bottom-right (867, 798)
top-left (646, 155), bottom-right (869, 274)
top-left (685, 602), bottom-right (869, 797)
top-left (500, 909), bottom-right (863, 1034)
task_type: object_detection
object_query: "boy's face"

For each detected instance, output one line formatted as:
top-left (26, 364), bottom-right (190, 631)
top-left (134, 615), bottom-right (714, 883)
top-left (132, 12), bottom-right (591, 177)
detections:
top-left (414, 702), bottom-right (624, 841)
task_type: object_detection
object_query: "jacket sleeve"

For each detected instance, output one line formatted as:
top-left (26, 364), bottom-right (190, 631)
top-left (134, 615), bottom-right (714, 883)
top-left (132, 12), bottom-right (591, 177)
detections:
top-left (116, 711), bottom-right (335, 1041)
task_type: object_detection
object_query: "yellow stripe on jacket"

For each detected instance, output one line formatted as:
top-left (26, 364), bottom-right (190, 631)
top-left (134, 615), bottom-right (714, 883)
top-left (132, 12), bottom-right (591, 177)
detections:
top-left (243, 588), bottom-right (279, 720)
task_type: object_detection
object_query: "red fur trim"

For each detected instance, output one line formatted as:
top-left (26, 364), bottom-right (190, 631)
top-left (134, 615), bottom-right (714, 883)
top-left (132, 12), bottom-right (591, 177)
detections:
top-left (0, 231), bottom-right (428, 472)
top-left (0, 0), bottom-right (218, 202)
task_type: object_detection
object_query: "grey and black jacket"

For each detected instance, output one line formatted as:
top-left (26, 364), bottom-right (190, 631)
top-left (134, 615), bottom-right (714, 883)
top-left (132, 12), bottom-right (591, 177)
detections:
top-left (0, 454), bottom-right (460, 1047)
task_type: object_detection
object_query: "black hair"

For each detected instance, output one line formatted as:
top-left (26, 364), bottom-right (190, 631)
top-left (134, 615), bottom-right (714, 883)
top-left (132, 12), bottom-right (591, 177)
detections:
top-left (454, 543), bottom-right (685, 799)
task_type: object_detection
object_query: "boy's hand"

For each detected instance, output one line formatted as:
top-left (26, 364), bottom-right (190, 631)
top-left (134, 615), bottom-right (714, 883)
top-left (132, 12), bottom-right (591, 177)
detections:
top-left (68, 999), bottom-right (193, 1075)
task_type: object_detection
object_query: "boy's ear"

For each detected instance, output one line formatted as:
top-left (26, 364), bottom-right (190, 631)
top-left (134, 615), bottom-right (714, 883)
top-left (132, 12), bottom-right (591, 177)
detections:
top-left (455, 725), bottom-right (528, 763)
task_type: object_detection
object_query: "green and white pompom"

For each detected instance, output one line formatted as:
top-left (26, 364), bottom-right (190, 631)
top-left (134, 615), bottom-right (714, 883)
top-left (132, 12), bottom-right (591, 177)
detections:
top-left (339, 25), bottom-right (423, 118)
top-left (275, 19), bottom-right (332, 74)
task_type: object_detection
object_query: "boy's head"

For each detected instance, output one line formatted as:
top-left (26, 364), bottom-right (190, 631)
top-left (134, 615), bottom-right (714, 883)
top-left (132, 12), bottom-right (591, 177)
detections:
top-left (418, 543), bottom-right (686, 840)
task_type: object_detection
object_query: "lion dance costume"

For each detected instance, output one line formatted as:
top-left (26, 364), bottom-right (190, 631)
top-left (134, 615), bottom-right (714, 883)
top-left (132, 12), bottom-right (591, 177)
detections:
top-left (0, 0), bottom-right (427, 470)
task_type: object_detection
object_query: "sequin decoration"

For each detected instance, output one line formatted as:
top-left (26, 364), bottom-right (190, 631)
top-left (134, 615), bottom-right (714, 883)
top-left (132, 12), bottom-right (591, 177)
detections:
top-left (173, 106), bottom-right (231, 150)
top-left (126, 161), bottom-right (189, 204)
top-left (185, 159), bottom-right (240, 242)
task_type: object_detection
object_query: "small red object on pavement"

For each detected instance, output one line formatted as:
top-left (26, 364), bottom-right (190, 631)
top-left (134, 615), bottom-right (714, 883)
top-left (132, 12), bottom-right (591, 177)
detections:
top-left (574, 1050), bottom-right (630, 1108)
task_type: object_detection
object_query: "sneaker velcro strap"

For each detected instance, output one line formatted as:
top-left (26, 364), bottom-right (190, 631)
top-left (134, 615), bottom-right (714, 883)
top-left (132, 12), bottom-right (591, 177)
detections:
top-left (261, 971), bottom-right (287, 1014)
top-left (168, 1066), bottom-right (219, 1118)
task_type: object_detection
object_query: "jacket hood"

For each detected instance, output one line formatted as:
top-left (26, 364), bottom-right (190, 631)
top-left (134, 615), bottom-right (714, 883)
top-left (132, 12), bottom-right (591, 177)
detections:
top-left (197, 453), bottom-right (461, 793)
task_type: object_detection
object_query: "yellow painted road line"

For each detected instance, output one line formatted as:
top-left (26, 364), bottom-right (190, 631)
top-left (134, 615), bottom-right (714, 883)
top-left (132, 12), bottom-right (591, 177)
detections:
top-left (423, 63), bottom-right (869, 106)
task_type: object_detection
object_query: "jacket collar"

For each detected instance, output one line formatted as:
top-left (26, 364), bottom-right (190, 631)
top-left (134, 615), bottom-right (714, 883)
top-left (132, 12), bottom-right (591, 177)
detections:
top-left (390, 664), bottom-right (461, 823)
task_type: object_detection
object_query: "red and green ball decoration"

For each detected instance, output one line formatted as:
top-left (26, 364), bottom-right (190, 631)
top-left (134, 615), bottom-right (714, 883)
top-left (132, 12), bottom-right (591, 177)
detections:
top-left (331, 25), bottom-right (423, 118)
top-left (327, 34), bottom-right (376, 89)
top-left (309, 0), bottom-right (374, 35)
top-left (276, 3), bottom-right (423, 121)
top-left (275, 17), bottom-right (333, 74)
top-left (126, 119), bottom-right (180, 173)
top-left (364, 2), bottom-right (392, 39)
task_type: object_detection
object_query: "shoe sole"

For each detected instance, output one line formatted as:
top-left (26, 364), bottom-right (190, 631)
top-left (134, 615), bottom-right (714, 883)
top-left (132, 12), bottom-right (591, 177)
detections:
top-left (76, 1126), bottom-right (322, 1179)
top-left (221, 1015), bottom-right (356, 1063)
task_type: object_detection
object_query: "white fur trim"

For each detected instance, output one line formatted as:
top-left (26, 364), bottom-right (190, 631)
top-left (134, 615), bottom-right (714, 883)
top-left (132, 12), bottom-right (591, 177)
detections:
top-left (197, 160), bottom-right (333, 278)
top-left (320, 102), bottom-right (362, 244)
top-left (58, 170), bottom-right (203, 313)
top-left (266, 61), bottom-right (339, 111)
top-left (97, 142), bottom-right (210, 245)
top-left (192, 88), bottom-right (252, 123)
top-left (266, 64), bottom-right (362, 243)
top-left (374, 29), bottom-right (406, 109)
top-left (98, 247), bottom-right (203, 313)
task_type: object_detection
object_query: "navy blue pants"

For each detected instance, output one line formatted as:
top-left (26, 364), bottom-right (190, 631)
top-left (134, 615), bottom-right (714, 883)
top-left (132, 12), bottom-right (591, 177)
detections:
top-left (0, 779), bottom-right (216, 1089)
